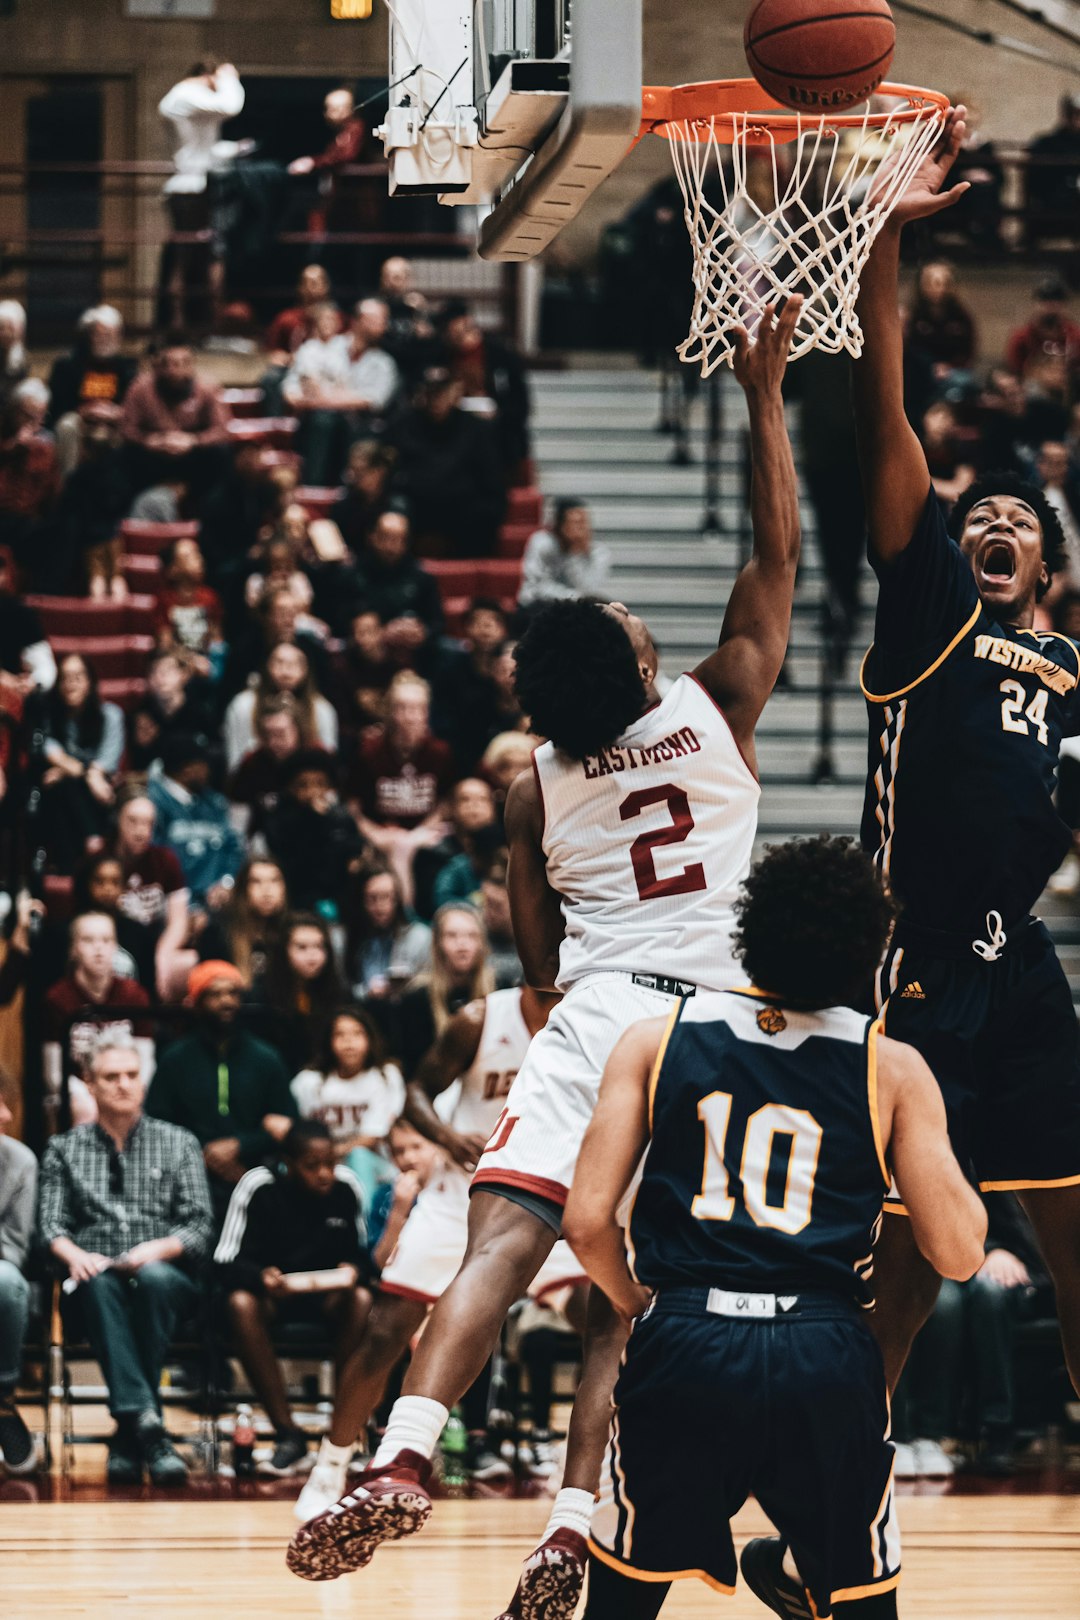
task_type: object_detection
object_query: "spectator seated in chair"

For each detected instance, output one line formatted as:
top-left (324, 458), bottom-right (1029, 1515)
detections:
top-left (48, 304), bottom-right (137, 481)
top-left (435, 297), bottom-right (531, 475)
top-left (145, 960), bottom-right (296, 1223)
top-left (223, 641), bottom-right (338, 775)
top-left (262, 264), bottom-right (346, 412)
top-left (351, 507), bottom-right (444, 674)
top-left (119, 333), bottom-right (231, 510)
top-left (39, 1036), bottom-right (214, 1486)
top-left (70, 853), bottom-right (158, 992)
top-left (148, 733), bottom-right (244, 919)
top-left (1006, 275), bottom-right (1080, 387)
top-left (127, 649), bottom-right (217, 774)
top-left (0, 1087), bottom-right (37, 1475)
top-left (224, 693), bottom-right (303, 839)
top-left (519, 498), bottom-right (612, 610)
top-left (291, 1004), bottom-right (405, 1205)
top-left (43, 910), bottom-right (154, 1128)
top-left (40, 652), bottom-right (125, 872)
top-left (412, 776), bottom-right (497, 923)
top-left (347, 670), bottom-right (455, 905)
top-left (262, 748), bottom-right (368, 915)
top-left (214, 1119), bottom-right (374, 1477)
top-left (195, 856), bottom-right (289, 984)
top-left (153, 537), bottom-right (225, 680)
top-left (433, 599), bottom-right (516, 774)
top-left (0, 379), bottom-right (61, 573)
top-left (344, 863), bottom-right (432, 1007)
top-left (331, 439), bottom-right (396, 556)
top-left (389, 367), bottom-right (506, 559)
top-left (110, 791), bottom-right (192, 1003)
top-left (246, 912), bottom-right (346, 1080)
top-left (283, 298), bottom-right (399, 489)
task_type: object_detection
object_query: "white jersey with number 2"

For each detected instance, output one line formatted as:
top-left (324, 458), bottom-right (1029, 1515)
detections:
top-left (533, 673), bottom-right (760, 993)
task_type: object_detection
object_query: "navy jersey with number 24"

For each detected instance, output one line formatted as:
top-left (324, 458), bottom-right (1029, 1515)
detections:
top-left (627, 990), bottom-right (890, 1308)
top-left (860, 493), bottom-right (1080, 936)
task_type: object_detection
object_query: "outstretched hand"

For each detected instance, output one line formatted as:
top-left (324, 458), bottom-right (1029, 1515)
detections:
top-left (731, 296), bottom-right (804, 393)
top-left (881, 103), bottom-right (970, 227)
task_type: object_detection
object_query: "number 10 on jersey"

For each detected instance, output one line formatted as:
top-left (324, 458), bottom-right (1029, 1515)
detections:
top-left (692, 1092), bottom-right (823, 1235)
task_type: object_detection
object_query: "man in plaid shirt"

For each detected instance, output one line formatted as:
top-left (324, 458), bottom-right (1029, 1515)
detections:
top-left (38, 1036), bottom-right (213, 1486)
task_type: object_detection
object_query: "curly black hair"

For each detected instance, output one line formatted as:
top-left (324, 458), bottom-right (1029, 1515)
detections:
top-left (513, 599), bottom-right (646, 760)
top-left (733, 836), bottom-right (896, 1011)
top-left (949, 471), bottom-right (1067, 602)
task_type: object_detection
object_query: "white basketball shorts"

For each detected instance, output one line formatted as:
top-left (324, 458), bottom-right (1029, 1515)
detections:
top-left (471, 972), bottom-right (687, 1208)
top-left (379, 1161), bottom-right (586, 1305)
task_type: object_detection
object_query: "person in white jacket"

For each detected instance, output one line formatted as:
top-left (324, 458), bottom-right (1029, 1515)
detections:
top-left (159, 59), bottom-right (246, 329)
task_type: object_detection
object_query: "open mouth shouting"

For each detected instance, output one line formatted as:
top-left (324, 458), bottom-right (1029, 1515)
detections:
top-left (977, 536), bottom-right (1017, 594)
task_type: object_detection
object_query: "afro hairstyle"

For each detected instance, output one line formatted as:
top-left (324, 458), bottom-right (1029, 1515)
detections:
top-left (513, 598), bottom-right (646, 760)
top-left (733, 836), bottom-right (896, 1011)
top-left (949, 471), bottom-right (1067, 601)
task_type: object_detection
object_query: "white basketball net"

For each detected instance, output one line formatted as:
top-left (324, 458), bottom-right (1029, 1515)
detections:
top-left (664, 95), bottom-right (948, 374)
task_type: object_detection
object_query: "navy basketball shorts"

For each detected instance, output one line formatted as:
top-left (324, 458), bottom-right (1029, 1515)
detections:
top-left (590, 1291), bottom-right (900, 1618)
top-left (877, 918), bottom-right (1080, 1204)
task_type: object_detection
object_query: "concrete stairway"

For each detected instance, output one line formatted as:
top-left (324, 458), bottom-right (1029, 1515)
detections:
top-left (530, 366), bottom-right (1080, 997)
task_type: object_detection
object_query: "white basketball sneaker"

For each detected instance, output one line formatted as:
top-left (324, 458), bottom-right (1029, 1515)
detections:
top-left (294, 1438), bottom-right (350, 1523)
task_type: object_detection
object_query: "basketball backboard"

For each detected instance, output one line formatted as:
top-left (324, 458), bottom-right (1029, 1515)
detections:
top-left (378, 0), bottom-right (642, 260)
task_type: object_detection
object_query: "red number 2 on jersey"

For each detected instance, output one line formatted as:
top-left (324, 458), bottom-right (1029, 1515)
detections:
top-left (620, 784), bottom-right (708, 901)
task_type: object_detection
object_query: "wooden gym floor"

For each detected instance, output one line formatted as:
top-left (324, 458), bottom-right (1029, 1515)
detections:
top-left (4, 1493), bottom-right (1080, 1618)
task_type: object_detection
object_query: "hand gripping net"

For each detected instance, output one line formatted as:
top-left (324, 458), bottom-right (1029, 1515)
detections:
top-left (646, 82), bottom-right (950, 374)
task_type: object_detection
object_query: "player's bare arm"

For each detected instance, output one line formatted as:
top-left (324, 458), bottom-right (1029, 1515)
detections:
top-left (853, 105), bottom-right (970, 565)
top-left (505, 768), bottom-right (565, 991)
top-left (563, 1017), bottom-right (667, 1324)
top-left (405, 1000), bottom-right (487, 1171)
top-left (693, 297), bottom-right (803, 773)
top-left (876, 1032), bottom-right (987, 1280)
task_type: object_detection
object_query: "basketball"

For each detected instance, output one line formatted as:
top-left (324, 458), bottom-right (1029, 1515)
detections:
top-left (744, 0), bottom-right (896, 112)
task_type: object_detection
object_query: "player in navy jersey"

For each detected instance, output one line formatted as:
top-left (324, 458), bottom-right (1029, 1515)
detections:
top-left (564, 837), bottom-right (986, 1620)
top-left (850, 106), bottom-right (1080, 1402)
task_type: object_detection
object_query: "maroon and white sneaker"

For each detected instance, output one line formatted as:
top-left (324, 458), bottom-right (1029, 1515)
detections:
top-left (494, 1528), bottom-right (589, 1620)
top-left (285, 1450), bottom-right (433, 1582)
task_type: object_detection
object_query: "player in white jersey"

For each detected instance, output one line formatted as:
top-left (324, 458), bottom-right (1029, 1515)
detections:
top-left (292, 986), bottom-right (584, 1524)
top-left (287, 296), bottom-right (804, 1614)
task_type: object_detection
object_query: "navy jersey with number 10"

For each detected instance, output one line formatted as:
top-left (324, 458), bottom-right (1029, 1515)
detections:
top-left (627, 991), bottom-right (890, 1307)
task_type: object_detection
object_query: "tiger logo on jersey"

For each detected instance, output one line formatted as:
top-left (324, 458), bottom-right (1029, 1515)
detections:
top-left (757, 1006), bottom-right (787, 1036)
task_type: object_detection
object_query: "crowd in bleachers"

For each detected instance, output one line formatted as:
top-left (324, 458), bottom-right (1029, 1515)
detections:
top-left (0, 258), bottom-right (608, 1486)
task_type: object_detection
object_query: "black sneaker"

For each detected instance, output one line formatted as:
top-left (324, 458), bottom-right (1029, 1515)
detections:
top-left (739, 1538), bottom-right (815, 1619)
top-left (0, 1399), bottom-right (36, 1474)
top-left (107, 1426), bottom-right (143, 1486)
top-left (136, 1411), bottom-right (189, 1487)
top-left (263, 1428), bottom-right (309, 1476)
top-left (467, 1437), bottom-right (512, 1483)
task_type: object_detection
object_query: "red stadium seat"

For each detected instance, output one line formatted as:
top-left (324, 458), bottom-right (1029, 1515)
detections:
top-left (497, 522), bottom-right (533, 560)
top-left (119, 520), bottom-right (199, 558)
top-left (43, 873), bottom-right (75, 921)
top-left (25, 595), bottom-right (157, 639)
top-left (506, 487), bottom-right (543, 527)
top-left (295, 486), bottom-right (344, 520)
top-left (120, 554), bottom-right (163, 590)
top-left (99, 677), bottom-right (147, 712)
top-left (422, 561), bottom-right (482, 607)
top-left (477, 559), bottom-right (523, 598)
top-left (51, 635), bottom-right (154, 681)
top-left (226, 417), bottom-right (299, 449)
top-left (221, 387), bottom-right (265, 419)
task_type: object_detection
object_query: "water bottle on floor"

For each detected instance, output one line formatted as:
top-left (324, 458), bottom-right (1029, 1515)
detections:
top-left (440, 1407), bottom-right (468, 1497)
top-left (233, 1404), bottom-right (256, 1478)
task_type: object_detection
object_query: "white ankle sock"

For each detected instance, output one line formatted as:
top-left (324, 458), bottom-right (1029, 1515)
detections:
top-left (318, 1437), bottom-right (353, 1467)
top-left (372, 1396), bottom-right (449, 1468)
top-left (543, 1487), bottom-right (596, 1541)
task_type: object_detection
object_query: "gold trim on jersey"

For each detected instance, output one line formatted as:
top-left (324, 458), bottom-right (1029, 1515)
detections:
top-left (626, 1003), bottom-right (683, 1286)
top-left (979, 1172), bottom-right (1080, 1192)
top-left (860, 600), bottom-right (982, 704)
top-left (587, 1539), bottom-right (736, 1595)
top-left (647, 1003), bottom-right (683, 1134)
top-left (867, 1020), bottom-right (890, 1191)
